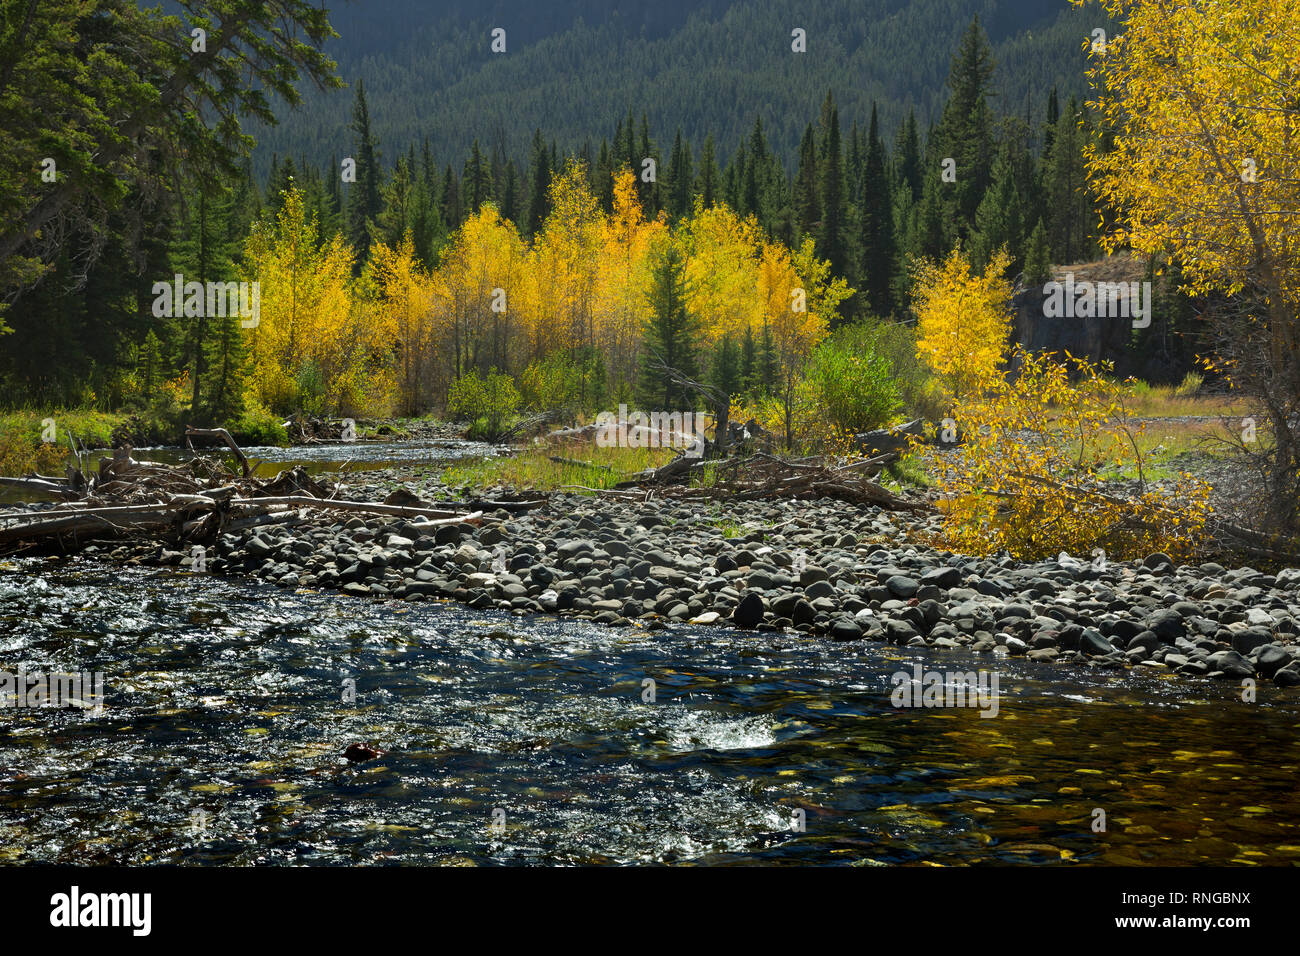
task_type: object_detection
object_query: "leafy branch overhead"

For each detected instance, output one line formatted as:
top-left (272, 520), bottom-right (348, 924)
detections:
top-left (0, 0), bottom-right (341, 298)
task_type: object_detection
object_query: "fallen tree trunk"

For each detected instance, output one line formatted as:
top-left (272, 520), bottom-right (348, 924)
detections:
top-left (0, 476), bottom-right (82, 499)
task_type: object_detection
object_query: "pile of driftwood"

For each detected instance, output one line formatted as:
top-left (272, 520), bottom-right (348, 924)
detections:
top-left (0, 427), bottom-right (498, 558)
top-left (552, 447), bottom-right (927, 512)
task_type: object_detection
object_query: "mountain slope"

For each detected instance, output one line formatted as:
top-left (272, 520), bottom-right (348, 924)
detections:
top-left (254, 0), bottom-right (1107, 175)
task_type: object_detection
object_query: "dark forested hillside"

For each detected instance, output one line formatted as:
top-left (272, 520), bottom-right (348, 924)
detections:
top-left (254, 0), bottom-right (1105, 177)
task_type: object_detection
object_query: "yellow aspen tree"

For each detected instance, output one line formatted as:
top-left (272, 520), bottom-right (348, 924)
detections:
top-left (912, 245), bottom-right (1014, 404)
top-left (676, 201), bottom-right (764, 347)
top-left (1082, 0), bottom-right (1300, 527)
top-left (533, 161), bottom-right (602, 362)
top-left (242, 185), bottom-right (355, 415)
top-left (369, 235), bottom-right (435, 415)
top-left (767, 238), bottom-right (849, 448)
top-left (596, 168), bottom-right (664, 395)
top-left (436, 204), bottom-right (527, 381)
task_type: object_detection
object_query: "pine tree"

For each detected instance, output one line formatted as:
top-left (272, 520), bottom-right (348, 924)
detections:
top-left (440, 164), bottom-right (462, 230)
top-left (739, 326), bottom-right (757, 393)
top-left (932, 17), bottom-right (996, 235)
top-left (794, 124), bottom-right (820, 239)
top-left (710, 335), bottom-right (742, 404)
top-left (172, 179), bottom-right (237, 415)
top-left (266, 155), bottom-right (298, 218)
top-left (595, 138), bottom-right (615, 212)
top-left (915, 174), bottom-right (950, 262)
top-left (137, 329), bottom-right (165, 400)
top-left (817, 91), bottom-right (848, 289)
top-left (859, 103), bottom-right (895, 318)
top-left (637, 113), bottom-right (659, 213)
top-left (462, 140), bottom-right (494, 214)
top-left (526, 129), bottom-right (552, 236)
top-left (502, 161), bottom-right (519, 223)
top-left (847, 120), bottom-right (865, 207)
top-left (321, 153), bottom-right (343, 240)
top-left (724, 141), bottom-right (745, 213)
top-left (1023, 218), bottom-right (1051, 285)
top-left (970, 150), bottom-right (1024, 274)
top-left (743, 117), bottom-right (768, 224)
top-left (372, 156), bottom-right (414, 250)
top-left (1045, 98), bottom-right (1094, 264)
top-left (696, 134), bottom-right (720, 208)
top-left (408, 169), bottom-right (444, 270)
top-left (1043, 86), bottom-right (1061, 160)
top-left (666, 129), bottom-right (693, 220)
top-left (346, 79), bottom-right (382, 266)
top-left (638, 243), bottom-right (699, 409)
top-left (894, 109), bottom-right (922, 203)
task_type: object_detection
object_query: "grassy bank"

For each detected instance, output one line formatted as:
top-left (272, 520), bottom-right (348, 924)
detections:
top-left (441, 443), bottom-right (680, 493)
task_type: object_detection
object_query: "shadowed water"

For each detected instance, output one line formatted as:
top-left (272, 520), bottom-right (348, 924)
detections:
top-left (1, 558), bottom-right (1298, 866)
top-left (137, 437), bottom-right (503, 477)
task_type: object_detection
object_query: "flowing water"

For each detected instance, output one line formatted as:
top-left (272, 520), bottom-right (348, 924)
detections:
top-left (135, 437), bottom-right (503, 477)
top-left (2, 558), bottom-right (1299, 866)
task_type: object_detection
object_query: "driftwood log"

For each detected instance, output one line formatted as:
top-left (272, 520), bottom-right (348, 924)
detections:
top-left (185, 426), bottom-right (251, 478)
top-left (0, 431), bottom-right (489, 557)
top-left (599, 448), bottom-right (923, 511)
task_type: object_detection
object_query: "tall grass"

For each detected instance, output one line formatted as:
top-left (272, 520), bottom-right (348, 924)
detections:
top-left (440, 442), bottom-right (679, 493)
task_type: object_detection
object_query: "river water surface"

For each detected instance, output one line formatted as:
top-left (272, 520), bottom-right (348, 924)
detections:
top-left (2, 557), bottom-right (1298, 866)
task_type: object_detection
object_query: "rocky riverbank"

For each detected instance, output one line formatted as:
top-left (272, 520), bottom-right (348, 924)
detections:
top-left (83, 470), bottom-right (1300, 690)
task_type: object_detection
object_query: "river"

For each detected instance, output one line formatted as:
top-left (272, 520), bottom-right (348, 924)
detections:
top-left (2, 555), bottom-right (1298, 865)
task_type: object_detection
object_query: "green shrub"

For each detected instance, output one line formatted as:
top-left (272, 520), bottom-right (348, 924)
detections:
top-left (0, 432), bottom-right (70, 477)
top-left (447, 368), bottom-right (520, 439)
top-left (518, 349), bottom-right (607, 414)
top-left (226, 400), bottom-right (289, 446)
top-left (804, 328), bottom-right (901, 434)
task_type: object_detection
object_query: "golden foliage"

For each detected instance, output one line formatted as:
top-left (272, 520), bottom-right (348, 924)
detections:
top-left (912, 245), bottom-right (1014, 403)
top-left (242, 187), bottom-right (367, 415)
top-left (933, 348), bottom-right (1212, 561)
top-left (1082, 0), bottom-right (1300, 312)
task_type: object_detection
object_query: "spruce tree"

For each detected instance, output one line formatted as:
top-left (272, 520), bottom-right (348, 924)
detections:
top-left (1044, 99), bottom-right (1093, 264)
top-left (346, 79), bottom-right (382, 266)
top-left (666, 129), bottom-right (693, 220)
top-left (696, 134), bottom-right (720, 209)
top-left (794, 124), bottom-right (820, 239)
top-left (932, 17), bottom-right (996, 235)
top-left (372, 156), bottom-right (413, 249)
top-left (817, 92), bottom-right (848, 289)
top-left (502, 162), bottom-right (519, 223)
top-left (526, 130), bottom-right (552, 236)
top-left (859, 104), bottom-right (895, 318)
top-left (173, 179), bottom-right (237, 416)
top-left (322, 153), bottom-right (343, 239)
top-left (638, 243), bottom-right (699, 409)
top-left (462, 140), bottom-right (494, 214)
top-left (743, 117), bottom-right (767, 224)
top-left (894, 109), bottom-right (922, 203)
top-left (440, 164), bottom-right (462, 230)
top-left (710, 335), bottom-right (742, 414)
top-left (970, 150), bottom-right (1023, 273)
top-left (1023, 218), bottom-right (1051, 285)
top-left (596, 138), bottom-right (614, 212)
